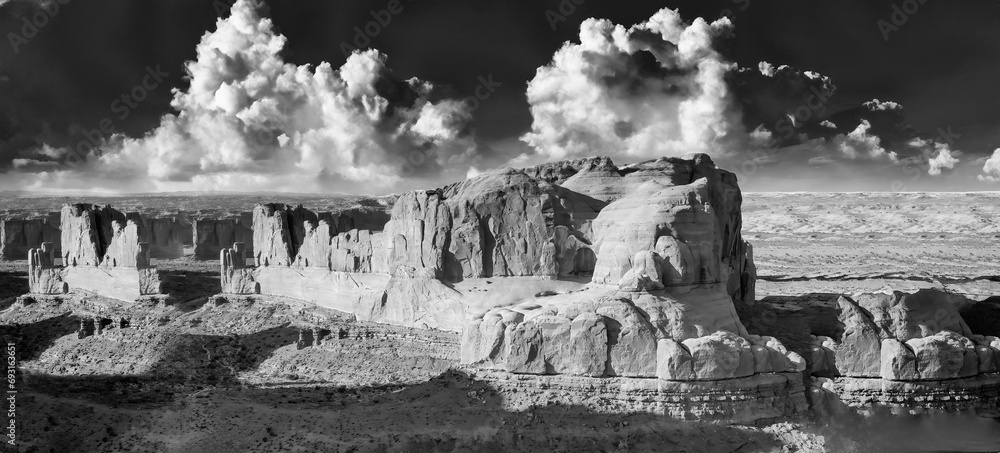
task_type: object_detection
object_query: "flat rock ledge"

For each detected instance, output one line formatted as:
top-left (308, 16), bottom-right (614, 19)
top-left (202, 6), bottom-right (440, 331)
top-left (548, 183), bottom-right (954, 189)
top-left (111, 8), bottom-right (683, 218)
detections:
top-left (811, 374), bottom-right (1000, 418)
top-left (468, 369), bottom-right (809, 424)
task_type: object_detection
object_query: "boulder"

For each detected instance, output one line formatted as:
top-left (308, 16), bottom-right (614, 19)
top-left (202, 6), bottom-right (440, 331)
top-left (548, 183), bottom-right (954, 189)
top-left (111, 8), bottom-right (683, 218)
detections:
top-left (566, 312), bottom-right (609, 377)
top-left (656, 339), bottom-right (696, 381)
top-left (833, 297), bottom-right (883, 377)
top-left (533, 314), bottom-right (573, 374)
top-left (505, 321), bottom-right (546, 374)
top-left (597, 300), bottom-right (657, 377)
top-left (460, 312), bottom-right (511, 368)
top-left (906, 332), bottom-right (978, 380)
top-left (681, 331), bottom-right (755, 380)
top-left (857, 289), bottom-right (972, 341)
top-left (880, 339), bottom-right (919, 381)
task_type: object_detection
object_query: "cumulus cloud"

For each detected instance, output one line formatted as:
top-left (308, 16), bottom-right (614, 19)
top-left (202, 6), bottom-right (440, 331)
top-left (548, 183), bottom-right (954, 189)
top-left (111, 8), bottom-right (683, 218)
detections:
top-left (10, 0), bottom-right (477, 192)
top-left (833, 120), bottom-right (897, 162)
top-left (521, 9), bottom-right (748, 162)
top-left (979, 149), bottom-right (1000, 183)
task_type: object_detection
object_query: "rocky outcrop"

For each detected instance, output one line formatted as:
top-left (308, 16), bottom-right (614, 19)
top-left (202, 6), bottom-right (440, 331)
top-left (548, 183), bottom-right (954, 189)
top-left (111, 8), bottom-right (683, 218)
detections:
top-left (810, 289), bottom-right (999, 382)
top-left (27, 242), bottom-right (65, 294)
top-left (589, 155), bottom-right (755, 305)
top-left (221, 203), bottom-right (450, 329)
top-left (220, 242), bottom-right (257, 294)
top-left (461, 289), bottom-right (804, 380)
top-left (54, 204), bottom-right (163, 301)
top-left (459, 154), bottom-right (772, 383)
top-left (384, 168), bottom-right (606, 281)
top-left (1, 215), bottom-right (60, 261)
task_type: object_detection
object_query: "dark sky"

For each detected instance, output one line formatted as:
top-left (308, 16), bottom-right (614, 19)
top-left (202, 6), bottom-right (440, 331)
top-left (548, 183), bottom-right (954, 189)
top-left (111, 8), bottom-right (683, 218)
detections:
top-left (1, 0), bottom-right (999, 191)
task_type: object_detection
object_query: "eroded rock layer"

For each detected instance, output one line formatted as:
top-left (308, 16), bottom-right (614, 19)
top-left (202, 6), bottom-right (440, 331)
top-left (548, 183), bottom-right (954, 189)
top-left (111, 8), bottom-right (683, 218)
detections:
top-left (473, 370), bottom-right (809, 424)
top-left (39, 204), bottom-right (165, 301)
top-left (384, 168), bottom-right (606, 281)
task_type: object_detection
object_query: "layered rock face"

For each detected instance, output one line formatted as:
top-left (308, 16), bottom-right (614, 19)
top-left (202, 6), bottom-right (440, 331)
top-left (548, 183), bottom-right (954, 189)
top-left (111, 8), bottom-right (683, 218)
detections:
top-left (56, 204), bottom-right (162, 301)
top-left (142, 216), bottom-right (188, 259)
top-left (194, 215), bottom-right (254, 260)
top-left (587, 155), bottom-right (755, 304)
top-left (521, 154), bottom-right (756, 305)
top-left (1, 215), bottom-right (60, 260)
top-left (810, 289), bottom-right (1000, 381)
top-left (383, 168), bottom-right (606, 281)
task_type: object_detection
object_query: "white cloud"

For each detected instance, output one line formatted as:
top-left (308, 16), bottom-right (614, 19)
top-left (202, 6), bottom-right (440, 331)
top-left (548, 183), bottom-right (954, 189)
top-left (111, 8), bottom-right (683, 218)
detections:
top-left (10, 0), bottom-right (477, 193)
top-left (833, 120), bottom-right (898, 162)
top-left (521, 9), bottom-right (746, 163)
top-left (979, 149), bottom-right (1000, 183)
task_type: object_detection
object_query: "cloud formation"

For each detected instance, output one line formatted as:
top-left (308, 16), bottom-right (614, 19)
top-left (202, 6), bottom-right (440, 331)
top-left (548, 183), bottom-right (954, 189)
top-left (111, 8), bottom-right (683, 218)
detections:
top-left (518, 9), bottom-right (967, 184)
top-left (9, 0), bottom-right (476, 192)
top-left (980, 149), bottom-right (1000, 183)
top-left (521, 9), bottom-right (747, 162)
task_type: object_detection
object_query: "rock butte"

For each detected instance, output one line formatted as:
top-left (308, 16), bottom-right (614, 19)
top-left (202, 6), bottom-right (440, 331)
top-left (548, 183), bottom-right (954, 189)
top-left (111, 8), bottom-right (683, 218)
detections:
top-left (28, 204), bottom-right (165, 302)
top-left (17, 154), bottom-right (1000, 422)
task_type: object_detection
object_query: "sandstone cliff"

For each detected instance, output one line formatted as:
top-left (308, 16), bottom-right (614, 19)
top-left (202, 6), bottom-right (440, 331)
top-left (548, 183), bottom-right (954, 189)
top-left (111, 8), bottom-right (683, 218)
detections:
top-left (384, 168), bottom-right (606, 281)
top-left (55, 204), bottom-right (163, 300)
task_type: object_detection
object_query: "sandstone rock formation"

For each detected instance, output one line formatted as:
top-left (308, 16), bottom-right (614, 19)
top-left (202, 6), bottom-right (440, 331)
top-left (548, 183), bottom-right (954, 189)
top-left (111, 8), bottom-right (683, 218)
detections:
top-left (194, 215), bottom-right (254, 260)
top-left (462, 289), bottom-right (804, 380)
top-left (27, 242), bottom-right (65, 294)
top-left (459, 155), bottom-right (784, 383)
top-left (216, 155), bottom-right (768, 384)
top-left (220, 242), bottom-right (257, 294)
top-left (383, 168), bottom-right (606, 281)
top-left (810, 289), bottom-right (999, 381)
top-left (143, 216), bottom-right (187, 259)
top-left (45, 204), bottom-right (164, 301)
top-left (1, 215), bottom-right (60, 260)
top-left (588, 154), bottom-right (755, 305)
top-left (221, 203), bottom-right (450, 328)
